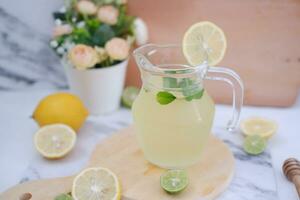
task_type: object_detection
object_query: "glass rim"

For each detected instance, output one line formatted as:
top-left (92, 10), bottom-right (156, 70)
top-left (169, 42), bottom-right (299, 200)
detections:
top-left (133, 43), bottom-right (209, 78)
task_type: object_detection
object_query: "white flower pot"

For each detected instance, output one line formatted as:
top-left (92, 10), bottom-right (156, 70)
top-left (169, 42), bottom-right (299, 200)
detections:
top-left (64, 60), bottom-right (128, 115)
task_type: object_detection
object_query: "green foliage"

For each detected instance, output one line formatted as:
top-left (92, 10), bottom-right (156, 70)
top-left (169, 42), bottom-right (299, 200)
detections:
top-left (112, 5), bottom-right (135, 37)
top-left (91, 24), bottom-right (115, 46)
top-left (71, 28), bottom-right (92, 45)
top-left (50, 0), bottom-right (135, 66)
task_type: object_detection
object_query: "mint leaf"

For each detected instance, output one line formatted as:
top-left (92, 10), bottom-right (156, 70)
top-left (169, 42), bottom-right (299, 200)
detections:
top-left (55, 194), bottom-right (73, 200)
top-left (185, 95), bottom-right (194, 101)
top-left (185, 89), bottom-right (204, 101)
top-left (193, 89), bottom-right (204, 99)
top-left (163, 71), bottom-right (178, 88)
top-left (179, 78), bottom-right (198, 97)
top-left (163, 77), bottom-right (178, 88)
top-left (156, 91), bottom-right (176, 105)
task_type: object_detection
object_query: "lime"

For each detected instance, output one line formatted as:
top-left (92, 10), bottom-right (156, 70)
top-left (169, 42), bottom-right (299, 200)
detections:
top-left (55, 193), bottom-right (73, 200)
top-left (160, 170), bottom-right (188, 193)
top-left (122, 86), bottom-right (140, 108)
top-left (182, 21), bottom-right (227, 66)
top-left (243, 135), bottom-right (266, 155)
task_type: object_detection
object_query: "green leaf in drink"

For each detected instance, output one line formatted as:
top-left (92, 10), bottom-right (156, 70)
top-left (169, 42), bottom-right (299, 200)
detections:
top-left (163, 77), bottom-right (178, 88)
top-left (192, 89), bottom-right (204, 99)
top-left (156, 91), bottom-right (176, 105)
top-left (163, 71), bottom-right (178, 88)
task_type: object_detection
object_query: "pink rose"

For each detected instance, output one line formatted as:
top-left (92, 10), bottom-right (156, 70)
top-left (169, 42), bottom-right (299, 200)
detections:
top-left (77, 0), bottom-right (97, 15)
top-left (97, 5), bottom-right (119, 25)
top-left (53, 24), bottom-right (73, 38)
top-left (68, 44), bottom-right (99, 69)
top-left (105, 38), bottom-right (129, 60)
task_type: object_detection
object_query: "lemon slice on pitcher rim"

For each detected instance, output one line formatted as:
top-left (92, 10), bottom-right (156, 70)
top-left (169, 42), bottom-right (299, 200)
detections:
top-left (34, 124), bottom-right (76, 159)
top-left (72, 167), bottom-right (121, 200)
top-left (241, 117), bottom-right (277, 139)
top-left (182, 21), bottom-right (227, 66)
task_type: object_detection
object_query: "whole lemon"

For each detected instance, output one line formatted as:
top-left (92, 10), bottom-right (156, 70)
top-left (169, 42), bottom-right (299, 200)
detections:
top-left (33, 93), bottom-right (89, 132)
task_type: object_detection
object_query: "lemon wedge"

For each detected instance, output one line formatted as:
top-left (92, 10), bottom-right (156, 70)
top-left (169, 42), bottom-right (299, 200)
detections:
top-left (34, 124), bottom-right (76, 159)
top-left (72, 167), bottom-right (121, 200)
top-left (182, 21), bottom-right (227, 66)
top-left (240, 117), bottom-right (277, 139)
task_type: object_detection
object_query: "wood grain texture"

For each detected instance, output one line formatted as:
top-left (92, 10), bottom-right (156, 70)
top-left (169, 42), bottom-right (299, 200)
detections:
top-left (0, 126), bottom-right (234, 200)
top-left (126, 0), bottom-right (300, 107)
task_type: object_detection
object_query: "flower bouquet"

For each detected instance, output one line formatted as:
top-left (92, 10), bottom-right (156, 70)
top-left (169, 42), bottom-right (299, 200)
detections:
top-left (50, 0), bottom-right (148, 114)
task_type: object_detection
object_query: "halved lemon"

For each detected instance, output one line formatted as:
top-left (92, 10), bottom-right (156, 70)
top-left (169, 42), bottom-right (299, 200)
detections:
top-left (72, 167), bottom-right (121, 200)
top-left (240, 117), bottom-right (278, 139)
top-left (182, 21), bottom-right (227, 66)
top-left (34, 124), bottom-right (76, 159)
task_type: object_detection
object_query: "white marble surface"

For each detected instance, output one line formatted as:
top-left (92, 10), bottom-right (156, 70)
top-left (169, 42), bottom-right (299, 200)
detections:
top-left (0, 0), bottom-right (66, 90)
top-left (1, 90), bottom-right (299, 199)
top-left (0, 0), bottom-right (299, 199)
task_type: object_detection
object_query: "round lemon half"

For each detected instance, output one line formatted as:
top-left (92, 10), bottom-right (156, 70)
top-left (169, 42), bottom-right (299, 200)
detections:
top-left (34, 124), bottom-right (76, 159)
top-left (240, 117), bottom-right (278, 139)
top-left (72, 167), bottom-right (121, 200)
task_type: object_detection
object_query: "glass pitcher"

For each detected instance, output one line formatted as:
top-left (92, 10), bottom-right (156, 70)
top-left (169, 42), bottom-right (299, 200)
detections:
top-left (132, 44), bottom-right (244, 169)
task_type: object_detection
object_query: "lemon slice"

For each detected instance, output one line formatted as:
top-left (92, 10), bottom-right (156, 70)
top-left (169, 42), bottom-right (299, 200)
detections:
top-left (34, 124), bottom-right (76, 159)
top-left (182, 21), bottom-right (227, 66)
top-left (72, 167), bottom-right (121, 200)
top-left (241, 117), bottom-right (277, 139)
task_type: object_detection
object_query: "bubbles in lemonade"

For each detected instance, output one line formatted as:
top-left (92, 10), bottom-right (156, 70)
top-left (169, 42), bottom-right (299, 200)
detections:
top-left (132, 88), bottom-right (215, 169)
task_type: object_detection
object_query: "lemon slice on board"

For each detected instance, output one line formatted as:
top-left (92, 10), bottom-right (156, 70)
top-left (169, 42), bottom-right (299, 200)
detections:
top-left (182, 21), bottom-right (227, 66)
top-left (34, 124), bottom-right (76, 159)
top-left (72, 167), bottom-right (121, 200)
top-left (241, 117), bottom-right (277, 139)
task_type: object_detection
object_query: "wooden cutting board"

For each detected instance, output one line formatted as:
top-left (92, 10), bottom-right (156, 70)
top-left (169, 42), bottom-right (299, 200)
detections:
top-left (126, 0), bottom-right (300, 107)
top-left (0, 126), bottom-right (234, 200)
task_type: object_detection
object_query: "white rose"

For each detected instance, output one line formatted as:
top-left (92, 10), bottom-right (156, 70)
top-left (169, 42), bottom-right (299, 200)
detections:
top-left (97, 5), bottom-right (119, 25)
top-left (94, 47), bottom-right (108, 62)
top-left (134, 18), bottom-right (149, 46)
top-left (68, 44), bottom-right (99, 69)
top-left (53, 24), bottom-right (73, 38)
top-left (105, 37), bottom-right (129, 60)
top-left (77, 0), bottom-right (97, 15)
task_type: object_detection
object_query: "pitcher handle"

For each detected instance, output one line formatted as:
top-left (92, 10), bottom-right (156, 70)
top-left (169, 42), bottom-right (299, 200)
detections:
top-left (204, 66), bottom-right (244, 132)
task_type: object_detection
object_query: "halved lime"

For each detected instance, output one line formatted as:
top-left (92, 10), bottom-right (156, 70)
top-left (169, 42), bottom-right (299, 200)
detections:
top-left (122, 86), bottom-right (140, 108)
top-left (160, 170), bottom-right (188, 193)
top-left (243, 135), bottom-right (266, 155)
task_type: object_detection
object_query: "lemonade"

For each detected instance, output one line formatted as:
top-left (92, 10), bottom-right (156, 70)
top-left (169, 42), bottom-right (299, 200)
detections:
top-left (132, 21), bottom-right (244, 169)
top-left (132, 88), bottom-right (215, 169)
